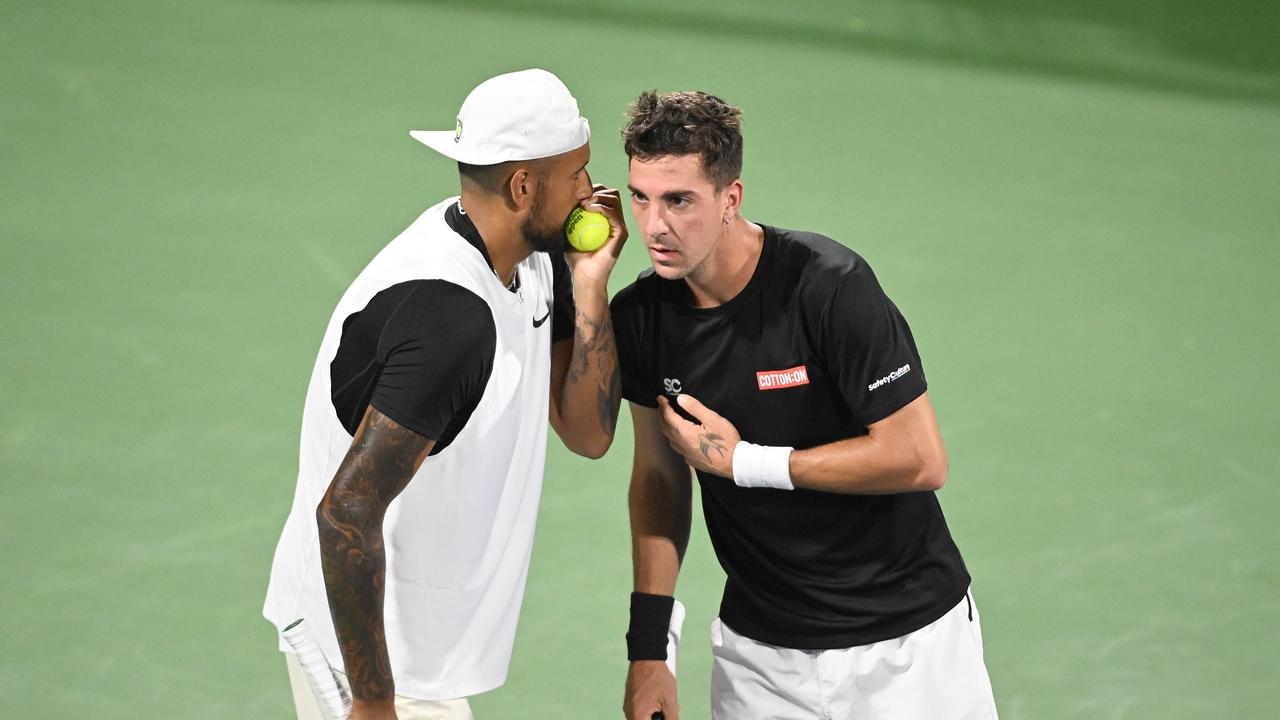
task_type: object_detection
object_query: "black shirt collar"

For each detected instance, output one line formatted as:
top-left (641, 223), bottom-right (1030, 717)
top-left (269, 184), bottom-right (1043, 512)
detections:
top-left (445, 199), bottom-right (518, 293)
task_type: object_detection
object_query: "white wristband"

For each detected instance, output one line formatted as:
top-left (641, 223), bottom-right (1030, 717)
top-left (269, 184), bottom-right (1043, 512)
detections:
top-left (666, 599), bottom-right (685, 676)
top-left (732, 441), bottom-right (795, 490)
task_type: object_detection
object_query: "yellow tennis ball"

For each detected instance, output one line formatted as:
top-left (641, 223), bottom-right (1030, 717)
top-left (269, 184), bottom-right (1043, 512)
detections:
top-left (564, 207), bottom-right (611, 252)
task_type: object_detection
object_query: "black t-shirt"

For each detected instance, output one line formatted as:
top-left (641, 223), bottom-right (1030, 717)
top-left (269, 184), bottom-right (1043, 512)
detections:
top-left (610, 225), bottom-right (970, 649)
top-left (329, 203), bottom-right (575, 453)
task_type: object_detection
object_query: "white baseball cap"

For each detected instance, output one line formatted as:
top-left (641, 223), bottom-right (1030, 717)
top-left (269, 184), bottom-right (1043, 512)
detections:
top-left (411, 68), bottom-right (591, 165)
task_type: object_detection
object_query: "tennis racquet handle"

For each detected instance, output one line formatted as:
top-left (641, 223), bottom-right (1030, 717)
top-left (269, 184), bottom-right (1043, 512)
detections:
top-left (282, 619), bottom-right (352, 720)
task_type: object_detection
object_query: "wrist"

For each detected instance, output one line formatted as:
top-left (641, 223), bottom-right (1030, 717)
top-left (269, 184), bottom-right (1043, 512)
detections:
top-left (351, 696), bottom-right (396, 720)
top-left (570, 274), bottom-right (610, 305)
top-left (731, 441), bottom-right (795, 490)
top-left (626, 592), bottom-right (674, 661)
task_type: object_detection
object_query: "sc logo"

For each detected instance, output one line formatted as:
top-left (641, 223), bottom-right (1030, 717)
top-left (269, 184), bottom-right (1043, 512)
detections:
top-left (662, 378), bottom-right (683, 394)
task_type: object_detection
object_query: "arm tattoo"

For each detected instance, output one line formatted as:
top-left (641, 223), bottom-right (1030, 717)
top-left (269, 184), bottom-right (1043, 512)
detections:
top-left (316, 409), bottom-right (431, 702)
top-left (567, 309), bottom-right (620, 434)
top-left (698, 431), bottom-right (729, 463)
top-left (598, 357), bottom-right (621, 434)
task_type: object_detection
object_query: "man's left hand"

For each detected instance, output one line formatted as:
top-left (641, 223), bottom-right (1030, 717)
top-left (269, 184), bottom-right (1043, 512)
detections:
top-left (565, 184), bottom-right (628, 284)
top-left (657, 394), bottom-right (739, 478)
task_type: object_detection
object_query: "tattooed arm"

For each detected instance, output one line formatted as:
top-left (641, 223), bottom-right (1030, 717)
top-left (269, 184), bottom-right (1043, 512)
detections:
top-left (549, 185), bottom-right (627, 458)
top-left (549, 299), bottom-right (619, 459)
top-left (317, 405), bottom-right (434, 720)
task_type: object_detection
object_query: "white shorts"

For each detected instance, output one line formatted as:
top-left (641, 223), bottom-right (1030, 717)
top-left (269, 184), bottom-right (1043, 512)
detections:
top-left (285, 652), bottom-right (475, 720)
top-left (710, 589), bottom-right (998, 720)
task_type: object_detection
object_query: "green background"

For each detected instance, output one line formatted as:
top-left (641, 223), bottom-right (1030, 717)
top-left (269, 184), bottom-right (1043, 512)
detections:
top-left (3, 1), bottom-right (1277, 717)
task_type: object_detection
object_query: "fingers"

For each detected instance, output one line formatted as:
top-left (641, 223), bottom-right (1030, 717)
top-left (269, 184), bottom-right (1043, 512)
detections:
top-left (625, 657), bottom-right (679, 720)
top-left (656, 397), bottom-right (675, 440)
top-left (656, 396), bottom-right (688, 457)
top-left (627, 706), bottom-right (664, 720)
top-left (583, 185), bottom-right (621, 210)
top-left (576, 186), bottom-right (628, 255)
top-left (623, 686), bottom-right (666, 720)
top-left (592, 182), bottom-right (619, 198)
top-left (657, 396), bottom-right (686, 431)
top-left (624, 693), bottom-right (677, 720)
top-left (673, 394), bottom-right (706, 419)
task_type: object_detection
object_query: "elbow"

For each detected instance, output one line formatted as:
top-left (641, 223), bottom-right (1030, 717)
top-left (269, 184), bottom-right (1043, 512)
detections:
top-left (577, 444), bottom-right (610, 460)
top-left (569, 431), bottom-right (614, 460)
top-left (551, 407), bottom-right (616, 459)
top-left (315, 493), bottom-right (344, 539)
top-left (916, 465), bottom-right (947, 492)
top-left (315, 485), bottom-right (374, 538)
top-left (913, 451), bottom-right (948, 492)
top-left (904, 436), bottom-right (948, 492)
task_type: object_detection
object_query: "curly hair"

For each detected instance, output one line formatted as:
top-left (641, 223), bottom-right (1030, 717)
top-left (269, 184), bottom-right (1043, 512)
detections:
top-left (622, 90), bottom-right (743, 190)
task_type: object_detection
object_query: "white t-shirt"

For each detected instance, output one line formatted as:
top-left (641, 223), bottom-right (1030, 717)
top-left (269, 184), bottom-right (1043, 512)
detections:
top-left (264, 197), bottom-right (573, 700)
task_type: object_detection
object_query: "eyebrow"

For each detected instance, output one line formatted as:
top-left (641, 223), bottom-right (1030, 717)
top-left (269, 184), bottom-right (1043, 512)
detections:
top-left (627, 185), bottom-right (698, 201)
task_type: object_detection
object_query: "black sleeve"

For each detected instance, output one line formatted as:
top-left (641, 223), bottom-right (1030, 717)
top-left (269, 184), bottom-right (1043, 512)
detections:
top-left (609, 282), bottom-right (658, 408)
top-left (549, 252), bottom-right (576, 343)
top-left (819, 264), bottom-right (927, 426)
top-left (330, 280), bottom-right (496, 440)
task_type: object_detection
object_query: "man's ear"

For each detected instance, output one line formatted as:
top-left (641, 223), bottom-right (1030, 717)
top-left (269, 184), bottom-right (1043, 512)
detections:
top-left (721, 179), bottom-right (744, 223)
top-left (505, 166), bottom-right (536, 212)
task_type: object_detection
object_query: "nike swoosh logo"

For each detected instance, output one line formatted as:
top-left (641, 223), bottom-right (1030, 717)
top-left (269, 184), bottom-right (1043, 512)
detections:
top-left (532, 309), bottom-right (551, 328)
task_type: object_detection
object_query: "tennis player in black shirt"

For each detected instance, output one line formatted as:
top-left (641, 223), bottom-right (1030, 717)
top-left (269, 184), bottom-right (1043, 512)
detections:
top-left (612, 91), bottom-right (998, 720)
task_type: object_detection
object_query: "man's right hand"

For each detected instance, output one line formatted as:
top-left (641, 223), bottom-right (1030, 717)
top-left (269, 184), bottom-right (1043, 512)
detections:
top-left (624, 660), bottom-right (678, 720)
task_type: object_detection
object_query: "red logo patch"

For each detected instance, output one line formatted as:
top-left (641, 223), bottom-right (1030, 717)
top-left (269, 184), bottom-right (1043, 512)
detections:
top-left (756, 365), bottom-right (810, 390)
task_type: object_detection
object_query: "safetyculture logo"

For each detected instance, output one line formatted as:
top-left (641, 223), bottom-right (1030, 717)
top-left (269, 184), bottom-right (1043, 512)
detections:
top-left (868, 364), bottom-right (911, 392)
top-left (756, 365), bottom-right (809, 391)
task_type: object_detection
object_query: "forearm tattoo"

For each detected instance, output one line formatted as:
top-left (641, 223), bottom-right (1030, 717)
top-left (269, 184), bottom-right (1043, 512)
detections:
top-left (567, 309), bottom-right (621, 434)
top-left (316, 409), bottom-right (430, 702)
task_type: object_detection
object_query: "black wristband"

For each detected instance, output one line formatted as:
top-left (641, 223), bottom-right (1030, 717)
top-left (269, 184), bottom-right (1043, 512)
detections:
top-left (626, 592), bottom-right (674, 661)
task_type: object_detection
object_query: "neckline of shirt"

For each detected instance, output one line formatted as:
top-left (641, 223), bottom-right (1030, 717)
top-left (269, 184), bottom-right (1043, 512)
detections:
top-left (445, 199), bottom-right (521, 295)
top-left (670, 223), bottom-right (777, 318)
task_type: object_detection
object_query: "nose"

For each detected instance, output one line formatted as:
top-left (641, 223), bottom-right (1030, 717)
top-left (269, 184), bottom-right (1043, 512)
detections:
top-left (577, 169), bottom-right (593, 200)
top-left (643, 205), bottom-right (669, 241)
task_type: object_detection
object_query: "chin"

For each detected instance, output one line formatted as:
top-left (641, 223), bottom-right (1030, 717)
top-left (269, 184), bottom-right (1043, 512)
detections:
top-left (650, 262), bottom-right (689, 281)
top-left (523, 226), bottom-right (569, 254)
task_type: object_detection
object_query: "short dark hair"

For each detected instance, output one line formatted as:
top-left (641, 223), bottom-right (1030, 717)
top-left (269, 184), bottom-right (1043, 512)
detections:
top-left (457, 161), bottom-right (514, 192)
top-left (458, 158), bottom-right (552, 194)
top-left (622, 90), bottom-right (743, 190)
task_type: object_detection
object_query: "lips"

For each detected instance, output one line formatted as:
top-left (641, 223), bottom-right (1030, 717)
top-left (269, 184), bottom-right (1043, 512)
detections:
top-left (648, 245), bottom-right (678, 261)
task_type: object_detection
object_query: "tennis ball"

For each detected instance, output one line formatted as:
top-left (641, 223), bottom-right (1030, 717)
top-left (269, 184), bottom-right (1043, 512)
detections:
top-left (564, 207), bottom-right (611, 252)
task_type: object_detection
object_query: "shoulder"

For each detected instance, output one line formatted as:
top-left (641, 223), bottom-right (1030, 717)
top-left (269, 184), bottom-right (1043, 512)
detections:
top-left (387, 197), bottom-right (458, 249)
top-left (765, 225), bottom-right (880, 304)
top-left (769, 225), bottom-right (869, 278)
top-left (392, 277), bottom-right (493, 314)
top-left (609, 266), bottom-right (662, 316)
top-left (382, 198), bottom-right (485, 270)
top-left (374, 279), bottom-right (496, 346)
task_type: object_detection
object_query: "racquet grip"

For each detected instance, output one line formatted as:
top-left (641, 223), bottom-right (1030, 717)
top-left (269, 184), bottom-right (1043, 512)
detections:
top-left (282, 619), bottom-right (352, 720)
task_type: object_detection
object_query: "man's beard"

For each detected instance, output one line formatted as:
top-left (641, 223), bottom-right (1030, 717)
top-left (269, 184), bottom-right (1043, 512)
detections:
top-left (522, 193), bottom-right (570, 253)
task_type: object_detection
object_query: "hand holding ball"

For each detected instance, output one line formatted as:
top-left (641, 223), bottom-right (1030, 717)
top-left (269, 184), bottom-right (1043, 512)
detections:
top-left (564, 207), bottom-right (611, 252)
